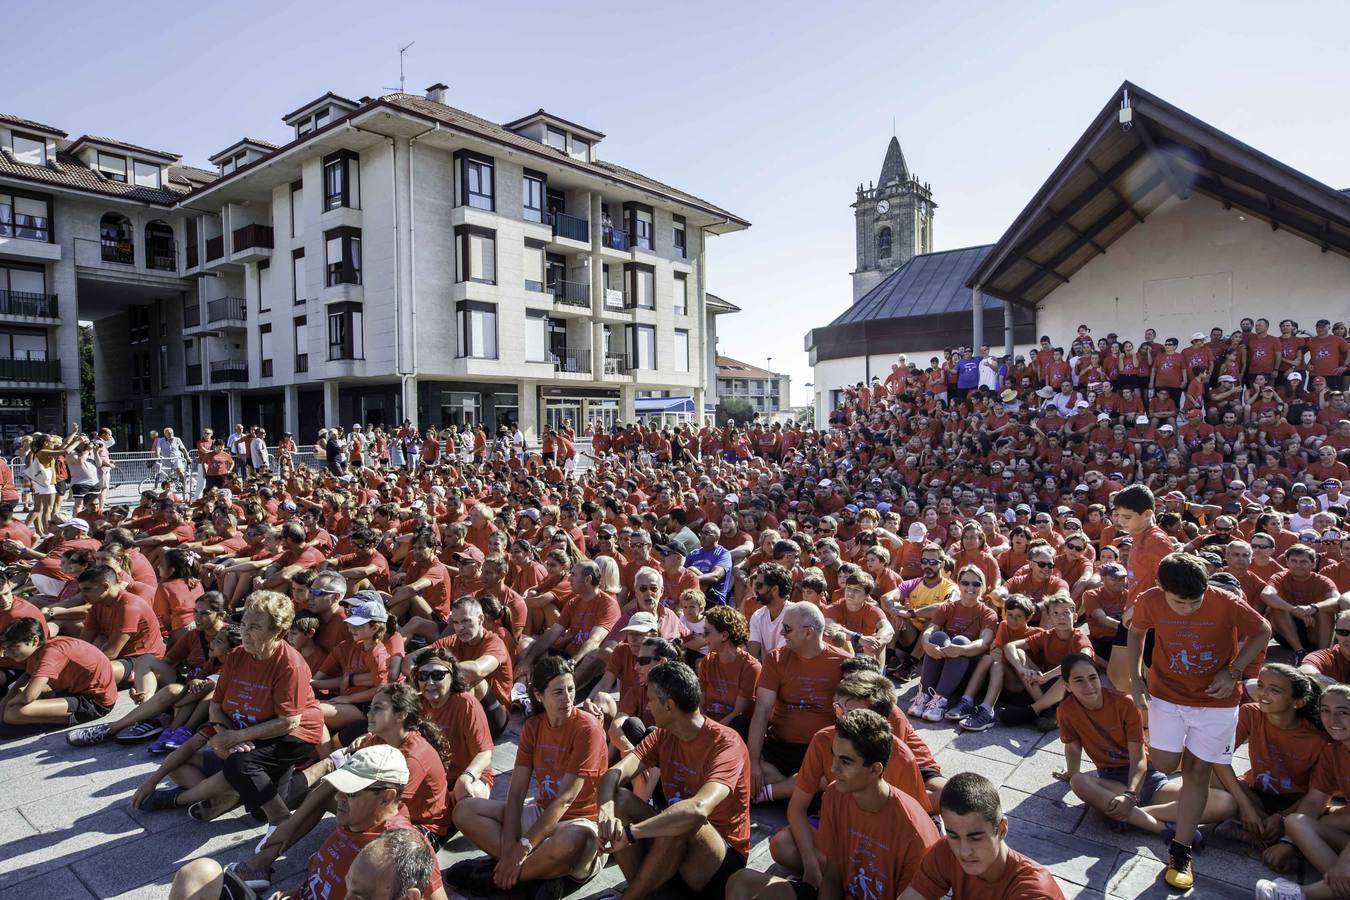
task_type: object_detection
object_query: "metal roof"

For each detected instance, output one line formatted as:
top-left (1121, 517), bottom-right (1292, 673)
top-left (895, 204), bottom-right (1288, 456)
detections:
top-left (829, 245), bottom-right (995, 326)
top-left (967, 80), bottom-right (1350, 307)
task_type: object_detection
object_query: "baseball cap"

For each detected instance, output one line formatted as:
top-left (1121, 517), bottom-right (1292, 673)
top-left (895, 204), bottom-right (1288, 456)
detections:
top-left (57, 518), bottom-right (89, 532)
top-left (281, 500), bottom-right (297, 513)
top-left (323, 745), bottom-right (409, 794)
top-left (1000, 389), bottom-right (1017, 402)
top-left (621, 611), bottom-right (659, 634)
top-left (1015, 503), bottom-right (1032, 514)
top-left (1074, 400), bottom-right (1089, 409)
top-left (819, 478), bottom-right (832, 488)
top-left (907, 523), bottom-right (927, 541)
top-left (1074, 484), bottom-right (1089, 492)
top-left (453, 545), bottom-right (486, 563)
top-left (409, 499), bottom-right (426, 511)
top-left (342, 589), bottom-right (382, 608)
top-left (656, 543), bottom-right (684, 558)
top-left (1190, 332), bottom-right (1206, 342)
top-left (724, 493), bottom-right (739, 505)
top-left (844, 504), bottom-right (860, 514)
top-left (1100, 563), bottom-right (1127, 578)
top-left (1162, 490), bottom-right (1187, 503)
top-left (1158, 424), bottom-right (1174, 432)
top-left (345, 598), bottom-right (388, 627)
top-left (521, 508), bottom-right (540, 521)
top-left (1135, 414), bottom-right (1150, 425)
top-left (1288, 371), bottom-right (1304, 381)
top-left (1096, 413), bottom-right (1110, 422)
top-left (1218, 374), bottom-right (1236, 382)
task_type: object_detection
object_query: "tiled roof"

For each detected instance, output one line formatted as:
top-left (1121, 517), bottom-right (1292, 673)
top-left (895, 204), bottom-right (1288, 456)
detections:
top-left (716, 355), bottom-right (778, 378)
top-left (245, 137), bottom-right (279, 150)
top-left (0, 147), bottom-right (200, 205)
top-left (68, 134), bottom-right (180, 161)
top-left (829, 245), bottom-right (996, 326)
top-left (0, 113), bottom-right (67, 137)
top-left (380, 94), bottom-right (748, 225)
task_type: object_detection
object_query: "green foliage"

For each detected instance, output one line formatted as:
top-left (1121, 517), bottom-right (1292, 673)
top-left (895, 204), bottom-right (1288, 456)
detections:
top-left (79, 324), bottom-right (96, 427)
top-left (715, 397), bottom-right (753, 427)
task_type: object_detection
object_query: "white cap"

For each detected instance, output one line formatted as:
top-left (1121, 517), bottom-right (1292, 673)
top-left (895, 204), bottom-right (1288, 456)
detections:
top-left (1159, 424), bottom-right (1174, 432)
top-left (1218, 374), bottom-right (1237, 382)
top-left (1288, 371), bottom-right (1304, 381)
top-left (1135, 415), bottom-right (1150, 425)
top-left (724, 493), bottom-right (739, 504)
top-left (323, 745), bottom-right (409, 793)
top-left (819, 479), bottom-right (832, 488)
top-left (1096, 413), bottom-right (1110, 422)
top-left (907, 523), bottom-right (927, 541)
top-left (1075, 400), bottom-right (1089, 409)
top-left (1190, 332), bottom-right (1206, 342)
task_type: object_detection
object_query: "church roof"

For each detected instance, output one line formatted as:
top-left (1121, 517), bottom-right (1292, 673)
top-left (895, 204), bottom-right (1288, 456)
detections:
top-left (830, 244), bottom-right (995, 326)
top-left (878, 136), bottom-right (909, 187)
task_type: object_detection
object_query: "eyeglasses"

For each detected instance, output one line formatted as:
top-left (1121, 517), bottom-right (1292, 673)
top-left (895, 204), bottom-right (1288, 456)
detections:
top-left (417, 669), bottom-right (451, 682)
top-left (1251, 543), bottom-right (1274, 550)
top-left (920, 558), bottom-right (941, 565)
top-left (958, 579), bottom-right (983, 588)
top-left (1066, 544), bottom-right (1086, 552)
top-left (1034, 561), bottom-right (1056, 570)
top-left (309, 588), bottom-right (335, 597)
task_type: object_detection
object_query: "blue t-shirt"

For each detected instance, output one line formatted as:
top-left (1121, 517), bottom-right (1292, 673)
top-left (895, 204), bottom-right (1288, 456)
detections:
top-left (684, 543), bottom-right (733, 605)
top-left (956, 357), bottom-right (982, 389)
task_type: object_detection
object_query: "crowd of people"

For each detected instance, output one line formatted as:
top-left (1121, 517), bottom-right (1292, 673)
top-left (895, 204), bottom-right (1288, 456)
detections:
top-left (2, 314), bottom-right (1350, 899)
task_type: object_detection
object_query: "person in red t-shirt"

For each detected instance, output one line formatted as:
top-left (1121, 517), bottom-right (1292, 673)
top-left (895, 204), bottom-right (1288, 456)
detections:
top-left (900, 772), bottom-right (1065, 900)
top-left (1000, 592), bottom-right (1092, 726)
top-left (312, 597), bottom-right (392, 732)
top-left (596, 660), bottom-right (751, 900)
top-left (0, 617), bottom-right (116, 729)
top-left (77, 564), bottom-right (165, 685)
top-left (1107, 483), bottom-right (1176, 690)
top-left (420, 596), bottom-right (512, 738)
top-left (450, 656), bottom-right (607, 894)
top-left (1127, 553), bottom-right (1270, 890)
top-left (1260, 543), bottom-right (1341, 654)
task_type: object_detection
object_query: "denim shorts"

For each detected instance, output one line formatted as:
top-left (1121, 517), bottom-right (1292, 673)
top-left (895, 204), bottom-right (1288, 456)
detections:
top-left (1095, 765), bottom-right (1168, 805)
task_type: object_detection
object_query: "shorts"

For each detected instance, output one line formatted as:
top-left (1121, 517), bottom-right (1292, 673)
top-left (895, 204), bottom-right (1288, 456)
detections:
top-left (205, 475), bottom-right (226, 489)
top-left (31, 482), bottom-right (55, 496)
top-left (1095, 765), bottom-right (1168, 805)
top-left (1147, 697), bottom-right (1239, 765)
top-left (65, 693), bottom-right (114, 726)
top-left (1090, 635), bottom-right (1115, 661)
top-left (70, 482), bottom-right (99, 498)
top-left (919, 766), bottom-right (943, 782)
top-left (114, 655), bottom-right (151, 685)
top-left (762, 735), bottom-right (810, 778)
top-left (1255, 791), bottom-right (1299, 815)
top-left (676, 838), bottom-right (746, 896)
top-left (520, 798), bottom-right (602, 882)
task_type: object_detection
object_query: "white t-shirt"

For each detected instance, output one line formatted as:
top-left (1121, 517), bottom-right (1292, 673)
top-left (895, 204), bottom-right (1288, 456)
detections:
top-left (680, 615), bottom-right (708, 656)
top-left (748, 602), bottom-right (791, 656)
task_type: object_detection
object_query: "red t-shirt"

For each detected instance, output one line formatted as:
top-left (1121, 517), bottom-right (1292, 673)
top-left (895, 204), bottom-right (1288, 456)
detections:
top-left (1021, 627), bottom-right (1093, 670)
top-left (152, 578), bottom-right (204, 632)
top-left (823, 599), bottom-right (887, 635)
top-left (1125, 525), bottom-right (1176, 606)
top-left (633, 719), bottom-right (752, 855)
top-left (1129, 586), bottom-right (1268, 708)
top-left (318, 639), bottom-right (390, 696)
top-left (796, 724), bottom-right (930, 811)
top-left (353, 730), bottom-right (448, 833)
top-left (1302, 646), bottom-right (1350, 683)
top-left (514, 708), bottom-right (606, 820)
top-left (698, 647), bottom-right (761, 720)
top-left (216, 642), bottom-right (325, 743)
top-left (26, 635), bottom-right (117, 706)
top-left (403, 557), bottom-right (452, 619)
top-left (0, 597), bottom-right (47, 668)
top-left (298, 813), bottom-right (442, 900)
top-left (430, 630), bottom-right (512, 709)
top-left (420, 691), bottom-right (495, 787)
top-left (1307, 334), bottom-right (1350, 376)
top-left (926, 599), bottom-right (998, 641)
top-left (1056, 689), bottom-right (1143, 769)
top-left (818, 782), bottom-right (940, 900)
top-left (1235, 702), bottom-right (1327, 798)
top-left (910, 841), bottom-right (1066, 899)
top-left (757, 644), bottom-right (849, 744)
top-left (1267, 570), bottom-right (1338, 608)
top-left (556, 591), bottom-right (621, 654)
top-left (1081, 586), bottom-right (1127, 638)
top-left (90, 594), bottom-right (166, 658)
top-left (889, 705), bottom-right (938, 772)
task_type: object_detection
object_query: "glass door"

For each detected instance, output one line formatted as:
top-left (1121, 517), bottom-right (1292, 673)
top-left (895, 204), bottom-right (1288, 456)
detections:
top-left (544, 399), bottom-right (580, 433)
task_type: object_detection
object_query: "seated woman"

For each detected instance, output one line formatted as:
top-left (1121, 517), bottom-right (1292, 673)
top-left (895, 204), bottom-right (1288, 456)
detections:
top-left (151, 547), bottom-right (205, 645)
top-left (414, 648), bottom-right (494, 816)
top-left (230, 682), bottom-right (453, 890)
top-left (448, 656), bottom-right (607, 897)
top-left (953, 594), bottom-right (1039, 732)
top-left (0, 616), bottom-right (117, 733)
top-left (311, 597), bottom-right (391, 738)
top-left (67, 591), bottom-right (233, 747)
top-left (697, 605), bottom-right (761, 738)
top-left (907, 564), bottom-right (996, 723)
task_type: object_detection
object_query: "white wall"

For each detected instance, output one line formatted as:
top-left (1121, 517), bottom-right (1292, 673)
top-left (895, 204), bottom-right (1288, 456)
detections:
top-left (1037, 193), bottom-right (1350, 342)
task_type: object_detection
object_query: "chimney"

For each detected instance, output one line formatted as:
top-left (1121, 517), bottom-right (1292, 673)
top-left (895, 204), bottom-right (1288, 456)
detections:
top-left (425, 83), bottom-right (448, 104)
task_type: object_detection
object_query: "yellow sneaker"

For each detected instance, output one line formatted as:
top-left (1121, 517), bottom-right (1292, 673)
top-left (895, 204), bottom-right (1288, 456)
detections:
top-left (1164, 843), bottom-right (1194, 889)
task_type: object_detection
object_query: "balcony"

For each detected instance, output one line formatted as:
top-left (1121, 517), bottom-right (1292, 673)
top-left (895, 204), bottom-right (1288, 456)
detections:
top-left (184, 304), bottom-right (200, 328)
top-left (0, 357), bottom-right (61, 383)
top-left (551, 347), bottom-right (591, 374)
top-left (602, 227), bottom-right (630, 252)
top-left (602, 288), bottom-right (634, 313)
top-left (550, 279), bottom-right (591, 310)
top-left (186, 363), bottom-right (202, 386)
top-left (206, 296), bottom-right (247, 329)
top-left (101, 238), bottom-right (134, 265)
top-left (295, 353), bottom-right (309, 374)
top-left (204, 235), bottom-right (224, 263)
top-left (604, 352), bottom-right (633, 375)
top-left (0, 290), bottom-right (58, 319)
top-left (209, 359), bottom-right (248, 384)
top-left (231, 224), bottom-right (274, 263)
top-left (549, 211), bottom-right (589, 243)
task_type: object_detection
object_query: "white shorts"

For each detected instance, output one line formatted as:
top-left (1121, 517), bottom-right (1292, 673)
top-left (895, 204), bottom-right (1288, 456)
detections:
top-left (1147, 697), bottom-right (1239, 765)
top-left (519, 797), bottom-right (601, 880)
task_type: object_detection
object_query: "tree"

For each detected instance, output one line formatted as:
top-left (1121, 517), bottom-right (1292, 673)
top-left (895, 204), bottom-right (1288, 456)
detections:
top-left (715, 398), bottom-right (753, 427)
top-left (79, 325), bottom-right (96, 427)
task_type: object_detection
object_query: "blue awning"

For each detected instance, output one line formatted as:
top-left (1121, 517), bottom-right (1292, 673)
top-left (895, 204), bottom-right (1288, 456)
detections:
top-left (634, 395), bottom-right (694, 414)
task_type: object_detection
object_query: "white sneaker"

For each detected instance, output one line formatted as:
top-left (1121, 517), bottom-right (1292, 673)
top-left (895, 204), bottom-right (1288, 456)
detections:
top-left (67, 724), bottom-right (110, 747)
top-left (906, 689), bottom-right (929, 718)
top-left (923, 695), bottom-right (949, 723)
top-left (1254, 878), bottom-right (1304, 900)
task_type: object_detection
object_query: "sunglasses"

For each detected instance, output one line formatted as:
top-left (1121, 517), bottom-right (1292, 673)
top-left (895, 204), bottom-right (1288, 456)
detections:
top-left (1034, 561), bottom-right (1056, 570)
top-left (1066, 544), bottom-right (1086, 551)
top-left (1338, 629), bottom-right (1350, 638)
top-left (958, 579), bottom-right (983, 588)
top-left (417, 669), bottom-right (451, 682)
top-left (920, 558), bottom-right (941, 566)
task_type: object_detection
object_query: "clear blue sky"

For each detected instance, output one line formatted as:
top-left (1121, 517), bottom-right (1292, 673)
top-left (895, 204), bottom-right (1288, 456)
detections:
top-left (10, 0), bottom-right (1348, 404)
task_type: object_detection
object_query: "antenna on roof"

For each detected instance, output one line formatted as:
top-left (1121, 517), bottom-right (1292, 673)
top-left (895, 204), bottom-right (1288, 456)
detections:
top-left (382, 41), bottom-right (416, 94)
top-left (892, 115), bottom-right (896, 138)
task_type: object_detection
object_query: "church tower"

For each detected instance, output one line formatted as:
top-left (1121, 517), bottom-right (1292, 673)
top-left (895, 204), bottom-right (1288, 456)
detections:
top-left (851, 136), bottom-right (936, 302)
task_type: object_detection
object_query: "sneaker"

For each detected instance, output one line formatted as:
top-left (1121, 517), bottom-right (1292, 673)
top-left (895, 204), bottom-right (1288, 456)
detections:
top-left (907, 688), bottom-right (931, 718)
top-left (67, 724), bottom-right (110, 747)
top-left (115, 720), bottom-right (164, 744)
top-left (1033, 711), bottom-right (1060, 733)
top-left (528, 876), bottom-right (570, 900)
top-left (1165, 839), bottom-right (1194, 890)
top-left (945, 696), bottom-right (978, 722)
top-left (444, 857), bottom-right (498, 895)
top-left (1254, 877), bottom-right (1306, 899)
top-left (1162, 822), bottom-right (1205, 853)
top-left (153, 726), bottom-right (192, 753)
top-left (960, 705), bottom-right (997, 732)
top-left (923, 695), bottom-right (949, 723)
top-left (138, 785), bottom-right (184, 812)
top-left (224, 862), bottom-right (273, 891)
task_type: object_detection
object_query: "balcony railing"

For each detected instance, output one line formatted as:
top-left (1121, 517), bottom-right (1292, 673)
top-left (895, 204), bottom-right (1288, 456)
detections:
top-left (525, 279), bottom-right (545, 293)
top-left (328, 344), bottom-right (361, 362)
top-left (206, 296), bottom-right (247, 323)
top-left (232, 223), bottom-right (274, 253)
top-left (0, 290), bottom-right (58, 318)
top-left (186, 363), bottom-right (202, 385)
top-left (295, 353), bottom-right (309, 374)
top-left (550, 279), bottom-right (590, 307)
top-left (604, 287), bottom-right (632, 310)
top-left (101, 239), bottom-right (134, 265)
top-left (0, 357), bottom-right (60, 382)
top-left (205, 235), bottom-right (224, 262)
top-left (604, 352), bottom-right (633, 375)
top-left (552, 347), bottom-right (591, 373)
top-left (550, 211), bottom-right (589, 243)
top-left (602, 227), bottom-right (629, 251)
top-left (184, 304), bottom-right (200, 328)
top-left (146, 239), bottom-right (176, 271)
top-left (209, 359), bottom-right (248, 383)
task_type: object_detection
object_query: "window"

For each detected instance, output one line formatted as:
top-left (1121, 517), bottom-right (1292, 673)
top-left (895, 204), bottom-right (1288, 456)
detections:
top-left (525, 311), bottom-right (549, 362)
top-left (454, 226), bottom-right (496, 285)
top-left (877, 226), bottom-right (892, 260)
top-left (457, 151), bottom-right (494, 211)
top-left (522, 171), bottom-right (545, 223)
top-left (97, 152), bottom-right (127, 182)
top-left (456, 301), bottom-right (497, 359)
top-left (672, 215), bottom-right (686, 258)
top-left (100, 213), bottom-right (134, 264)
top-left (314, 109), bottom-right (330, 130)
top-left (294, 315), bottom-right (308, 373)
top-left (327, 303), bottom-right (363, 360)
top-left (11, 134), bottom-right (45, 166)
top-left (674, 329), bottom-right (690, 373)
top-left (0, 264), bottom-right (46, 315)
top-left (290, 181), bottom-right (304, 238)
top-left (324, 227), bottom-right (361, 286)
top-left (259, 324), bottom-right (274, 377)
top-left (257, 259), bottom-right (270, 313)
top-left (0, 330), bottom-right (48, 365)
top-left (322, 150), bottom-right (359, 211)
top-left (545, 127), bottom-right (567, 151)
top-left (159, 344), bottom-right (169, 389)
top-left (298, 118), bottom-right (314, 138)
top-left (133, 161), bottom-right (161, 189)
top-left (222, 157), bottom-right (235, 175)
top-left (523, 242), bottom-right (545, 292)
top-left (625, 204), bottom-right (654, 251)
top-left (627, 264), bottom-right (655, 309)
top-left (628, 324), bottom-right (655, 370)
top-left (0, 192), bottom-right (52, 242)
top-left (292, 249), bottom-right (306, 303)
top-left (674, 273), bottom-right (688, 316)
top-left (571, 138), bottom-right (590, 161)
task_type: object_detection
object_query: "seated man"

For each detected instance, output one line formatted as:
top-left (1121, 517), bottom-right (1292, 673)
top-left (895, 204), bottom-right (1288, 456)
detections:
top-left (345, 829), bottom-right (439, 900)
top-left (996, 591), bottom-right (1091, 730)
top-left (597, 661), bottom-right (751, 900)
top-left (77, 563), bottom-right (165, 686)
top-left (899, 772), bottom-right (1066, 900)
top-left (729, 709), bottom-right (939, 900)
top-left (419, 597), bottom-right (511, 737)
top-left (0, 616), bottom-right (117, 732)
top-left (167, 745), bottom-right (447, 900)
top-left (515, 560), bottom-right (619, 691)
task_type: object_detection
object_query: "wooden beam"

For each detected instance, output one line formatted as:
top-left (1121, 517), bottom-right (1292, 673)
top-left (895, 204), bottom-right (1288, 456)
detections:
top-left (1192, 175), bottom-right (1350, 255)
top-left (1137, 117), bottom-right (1190, 201)
top-left (1086, 160), bottom-right (1145, 224)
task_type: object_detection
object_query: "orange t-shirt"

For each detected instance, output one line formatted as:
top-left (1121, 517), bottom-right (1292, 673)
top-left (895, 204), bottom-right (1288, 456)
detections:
top-left (911, 841), bottom-right (1066, 899)
top-left (1081, 586), bottom-right (1127, 638)
top-left (1021, 627), bottom-right (1092, 670)
top-left (1125, 524), bottom-right (1176, 607)
top-left (1235, 702), bottom-right (1327, 798)
top-left (926, 599), bottom-right (998, 641)
top-left (1056, 689), bottom-right (1143, 770)
top-left (817, 782), bottom-right (940, 899)
top-left (514, 708), bottom-right (607, 821)
top-left (795, 724), bottom-right (930, 812)
top-left (698, 647), bottom-right (761, 720)
top-left (633, 720), bottom-right (751, 855)
top-left (757, 645), bottom-right (849, 744)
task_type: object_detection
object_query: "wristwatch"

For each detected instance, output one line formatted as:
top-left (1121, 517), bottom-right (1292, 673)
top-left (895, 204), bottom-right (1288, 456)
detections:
top-left (518, 836), bottom-right (533, 854)
top-left (1226, 664), bottom-right (1242, 681)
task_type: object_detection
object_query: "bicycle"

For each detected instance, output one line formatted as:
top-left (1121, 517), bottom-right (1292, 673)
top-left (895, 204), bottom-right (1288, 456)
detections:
top-left (137, 458), bottom-right (198, 499)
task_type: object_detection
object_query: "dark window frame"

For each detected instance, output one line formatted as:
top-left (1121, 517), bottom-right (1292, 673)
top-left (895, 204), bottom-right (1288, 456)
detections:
top-left (672, 214), bottom-right (686, 258)
top-left (323, 227), bottom-right (362, 287)
top-left (673, 271), bottom-right (689, 315)
top-left (623, 202), bottom-right (655, 251)
top-left (0, 188), bottom-right (54, 243)
top-left (455, 149), bottom-right (495, 212)
top-left (10, 132), bottom-right (47, 166)
top-left (322, 149), bottom-right (359, 211)
top-left (522, 169), bottom-right (546, 223)
top-left (294, 314), bottom-right (308, 373)
top-left (625, 262), bottom-right (656, 310)
top-left (627, 323), bottom-right (656, 370)
top-left (259, 323), bottom-right (273, 377)
top-left (326, 301), bottom-right (363, 360)
top-left (454, 225), bottom-right (497, 285)
top-left (455, 299), bottom-right (498, 359)
top-left (257, 259), bottom-right (270, 313)
top-left (289, 180), bottom-right (303, 235)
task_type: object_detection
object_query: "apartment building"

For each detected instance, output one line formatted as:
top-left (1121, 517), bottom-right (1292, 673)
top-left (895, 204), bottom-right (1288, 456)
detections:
top-left (714, 355), bottom-right (791, 418)
top-left (0, 87), bottom-right (748, 447)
